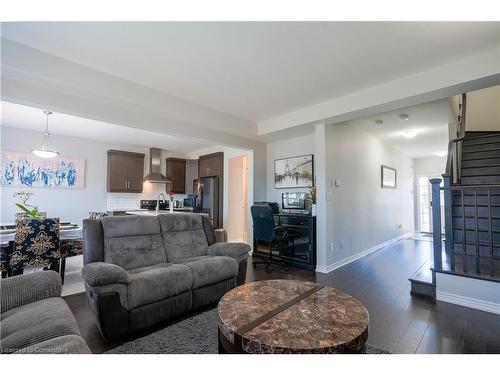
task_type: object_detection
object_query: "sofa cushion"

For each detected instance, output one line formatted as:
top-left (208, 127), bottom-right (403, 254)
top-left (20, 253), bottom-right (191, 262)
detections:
top-left (158, 214), bottom-right (208, 261)
top-left (127, 263), bottom-right (193, 309)
top-left (0, 297), bottom-right (80, 353)
top-left (171, 255), bottom-right (238, 289)
top-left (101, 216), bottom-right (167, 270)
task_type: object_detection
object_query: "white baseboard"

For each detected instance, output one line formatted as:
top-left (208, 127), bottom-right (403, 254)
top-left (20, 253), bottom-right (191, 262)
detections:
top-left (437, 291), bottom-right (500, 315)
top-left (315, 233), bottom-right (410, 274)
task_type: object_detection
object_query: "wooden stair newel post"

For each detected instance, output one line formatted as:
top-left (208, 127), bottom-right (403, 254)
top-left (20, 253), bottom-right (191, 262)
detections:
top-left (430, 178), bottom-right (443, 283)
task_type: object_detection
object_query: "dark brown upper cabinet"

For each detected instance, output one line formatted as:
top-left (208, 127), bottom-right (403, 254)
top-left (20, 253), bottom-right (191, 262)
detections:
top-left (185, 159), bottom-right (199, 195)
top-left (166, 158), bottom-right (186, 194)
top-left (107, 150), bottom-right (145, 193)
top-left (198, 152), bottom-right (223, 178)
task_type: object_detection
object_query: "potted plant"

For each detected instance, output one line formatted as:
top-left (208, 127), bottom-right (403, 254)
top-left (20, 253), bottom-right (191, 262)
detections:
top-left (13, 191), bottom-right (46, 220)
top-left (309, 180), bottom-right (317, 216)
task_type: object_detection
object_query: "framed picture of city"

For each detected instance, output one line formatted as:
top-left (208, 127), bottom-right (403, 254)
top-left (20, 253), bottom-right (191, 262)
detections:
top-left (274, 154), bottom-right (314, 189)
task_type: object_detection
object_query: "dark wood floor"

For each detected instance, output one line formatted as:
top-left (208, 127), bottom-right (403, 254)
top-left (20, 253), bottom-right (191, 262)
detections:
top-left (65, 238), bottom-right (500, 354)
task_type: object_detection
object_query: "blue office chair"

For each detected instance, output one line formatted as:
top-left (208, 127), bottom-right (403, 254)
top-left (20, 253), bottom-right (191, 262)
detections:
top-left (251, 205), bottom-right (288, 272)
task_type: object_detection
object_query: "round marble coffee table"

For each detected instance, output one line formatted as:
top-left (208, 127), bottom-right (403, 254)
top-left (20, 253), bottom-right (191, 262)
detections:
top-left (217, 280), bottom-right (369, 354)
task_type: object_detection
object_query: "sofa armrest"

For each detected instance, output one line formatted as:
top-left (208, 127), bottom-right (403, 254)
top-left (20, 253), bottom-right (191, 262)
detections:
top-left (82, 262), bottom-right (130, 287)
top-left (207, 242), bottom-right (250, 261)
top-left (0, 271), bottom-right (61, 313)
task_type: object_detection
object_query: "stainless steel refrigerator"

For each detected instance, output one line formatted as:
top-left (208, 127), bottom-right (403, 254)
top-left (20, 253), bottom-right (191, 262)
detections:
top-left (193, 176), bottom-right (220, 228)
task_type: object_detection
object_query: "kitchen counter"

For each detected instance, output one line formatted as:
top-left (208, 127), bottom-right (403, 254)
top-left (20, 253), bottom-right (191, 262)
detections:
top-left (125, 209), bottom-right (206, 217)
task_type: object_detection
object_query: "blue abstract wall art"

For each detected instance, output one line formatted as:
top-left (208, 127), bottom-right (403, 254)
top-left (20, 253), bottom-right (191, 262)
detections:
top-left (0, 151), bottom-right (85, 189)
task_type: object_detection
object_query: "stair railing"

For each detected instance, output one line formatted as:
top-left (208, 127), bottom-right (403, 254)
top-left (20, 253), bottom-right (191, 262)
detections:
top-left (442, 93), bottom-right (467, 251)
top-left (432, 179), bottom-right (500, 281)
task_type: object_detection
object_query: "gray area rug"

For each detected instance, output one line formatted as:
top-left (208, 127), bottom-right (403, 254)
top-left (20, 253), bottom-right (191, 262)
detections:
top-left (106, 308), bottom-right (389, 354)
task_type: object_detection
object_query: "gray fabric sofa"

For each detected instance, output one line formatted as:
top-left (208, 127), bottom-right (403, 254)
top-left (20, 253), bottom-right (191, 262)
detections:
top-left (82, 214), bottom-right (250, 340)
top-left (0, 271), bottom-right (91, 354)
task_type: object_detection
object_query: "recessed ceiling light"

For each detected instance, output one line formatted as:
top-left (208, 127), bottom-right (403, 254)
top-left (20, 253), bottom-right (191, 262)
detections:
top-left (433, 150), bottom-right (447, 157)
top-left (401, 129), bottom-right (419, 138)
top-left (399, 114), bottom-right (409, 121)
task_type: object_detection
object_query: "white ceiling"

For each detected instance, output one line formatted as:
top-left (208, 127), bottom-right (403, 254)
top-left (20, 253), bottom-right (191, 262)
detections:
top-left (348, 99), bottom-right (454, 159)
top-left (0, 101), bottom-right (213, 153)
top-left (2, 22), bottom-right (499, 122)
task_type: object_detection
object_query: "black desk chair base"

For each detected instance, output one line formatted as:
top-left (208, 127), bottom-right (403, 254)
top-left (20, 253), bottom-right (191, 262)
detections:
top-left (252, 250), bottom-right (289, 273)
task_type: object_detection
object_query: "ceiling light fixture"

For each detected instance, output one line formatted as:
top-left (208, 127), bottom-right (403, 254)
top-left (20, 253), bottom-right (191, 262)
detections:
top-left (401, 129), bottom-right (419, 139)
top-left (32, 111), bottom-right (60, 158)
top-left (433, 151), bottom-right (447, 157)
top-left (399, 114), bottom-right (409, 121)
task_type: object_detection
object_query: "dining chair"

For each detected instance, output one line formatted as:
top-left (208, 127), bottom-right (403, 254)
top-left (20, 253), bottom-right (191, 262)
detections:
top-left (59, 212), bottom-right (107, 283)
top-left (1, 242), bottom-right (11, 278)
top-left (9, 217), bottom-right (61, 275)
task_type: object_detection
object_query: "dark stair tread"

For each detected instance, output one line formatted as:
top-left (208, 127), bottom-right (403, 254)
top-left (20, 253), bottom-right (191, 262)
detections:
top-left (452, 229), bottom-right (500, 234)
top-left (462, 158), bottom-right (500, 167)
top-left (463, 138), bottom-right (500, 146)
top-left (460, 176), bottom-right (500, 184)
top-left (452, 215), bottom-right (500, 219)
top-left (462, 141), bottom-right (500, 149)
top-left (409, 265), bottom-right (434, 285)
top-left (462, 151), bottom-right (500, 160)
top-left (452, 240), bottom-right (500, 248)
top-left (465, 131), bottom-right (500, 135)
top-left (462, 146), bottom-right (500, 153)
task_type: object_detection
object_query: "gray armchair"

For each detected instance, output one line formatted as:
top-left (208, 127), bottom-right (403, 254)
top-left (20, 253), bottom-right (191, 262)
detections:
top-left (0, 271), bottom-right (90, 353)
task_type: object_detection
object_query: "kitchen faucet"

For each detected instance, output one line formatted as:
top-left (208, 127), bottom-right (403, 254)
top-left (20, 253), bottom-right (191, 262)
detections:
top-left (156, 193), bottom-right (166, 213)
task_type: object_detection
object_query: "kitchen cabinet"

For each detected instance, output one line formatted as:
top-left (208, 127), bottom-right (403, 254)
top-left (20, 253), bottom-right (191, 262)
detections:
top-left (166, 158), bottom-right (186, 194)
top-left (185, 159), bottom-right (198, 195)
top-left (198, 152), bottom-right (223, 178)
top-left (107, 150), bottom-right (145, 193)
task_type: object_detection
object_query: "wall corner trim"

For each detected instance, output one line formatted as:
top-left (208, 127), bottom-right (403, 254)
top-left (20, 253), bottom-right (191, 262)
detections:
top-left (315, 233), bottom-right (411, 274)
top-left (436, 291), bottom-right (500, 315)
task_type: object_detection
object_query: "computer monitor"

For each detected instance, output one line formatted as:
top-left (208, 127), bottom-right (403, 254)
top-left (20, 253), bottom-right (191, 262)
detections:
top-left (282, 192), bottom-right (306, 210)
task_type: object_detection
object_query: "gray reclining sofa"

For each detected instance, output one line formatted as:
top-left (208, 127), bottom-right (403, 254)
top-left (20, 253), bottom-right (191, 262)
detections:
top-left (1, 271), bottom-right (91, 354)
top-left (82, 214), bottom-right (250, 340)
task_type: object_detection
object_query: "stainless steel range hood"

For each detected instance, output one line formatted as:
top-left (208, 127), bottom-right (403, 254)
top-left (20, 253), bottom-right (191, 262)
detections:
top-left (143, 148), bottom-right (172, 183)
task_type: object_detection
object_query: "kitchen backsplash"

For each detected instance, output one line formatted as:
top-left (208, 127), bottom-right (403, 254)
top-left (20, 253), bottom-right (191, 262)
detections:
top-left (107, 183), bottom-right (188, 211)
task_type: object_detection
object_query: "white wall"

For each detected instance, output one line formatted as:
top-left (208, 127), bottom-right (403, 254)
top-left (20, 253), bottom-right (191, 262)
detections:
top-left (1, 126), bottom-right (188, 224)
top-left (465, 85), bottom-right (500, 131)
top-left (414, 156), bottom-right (447, 177)
top-left (436, 273), bottom-right (500, 315)
top-left (450, 85), bottom-right (500, 132)
top-left (266, 133), bottom-right (315, 204)
top-left (323, 123), bottom-right (414, 269)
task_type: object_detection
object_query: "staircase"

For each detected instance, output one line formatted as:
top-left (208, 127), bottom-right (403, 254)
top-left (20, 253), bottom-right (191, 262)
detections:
top-left (410, 94), bottom-right (500, 301)
top-left (461, 132), bottom-right (500, 185)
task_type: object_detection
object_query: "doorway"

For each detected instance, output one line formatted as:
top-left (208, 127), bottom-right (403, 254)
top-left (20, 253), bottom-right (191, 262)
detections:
top-left (228, 155), bottom-right (248, 243)
top-left (416, 175), bottom-right (444, 234)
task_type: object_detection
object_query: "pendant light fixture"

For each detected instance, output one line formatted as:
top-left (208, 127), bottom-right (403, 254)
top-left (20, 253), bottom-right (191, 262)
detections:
top-left (32, 110), bottom-right (59, 158)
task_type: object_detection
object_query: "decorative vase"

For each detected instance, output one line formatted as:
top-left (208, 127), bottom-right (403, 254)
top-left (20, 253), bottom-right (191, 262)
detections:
top-left (169, 197), bottom-right (174, 213)
top-left (311, 204), bottom-right (317, 217)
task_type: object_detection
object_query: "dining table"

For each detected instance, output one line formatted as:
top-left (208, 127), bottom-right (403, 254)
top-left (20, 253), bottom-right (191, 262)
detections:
top-left (0, 222), bottom-right (82, 244)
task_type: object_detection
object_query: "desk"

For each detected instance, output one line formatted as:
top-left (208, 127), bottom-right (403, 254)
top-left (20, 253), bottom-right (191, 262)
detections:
top-left (253, 213), bottom-right (316, 271)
